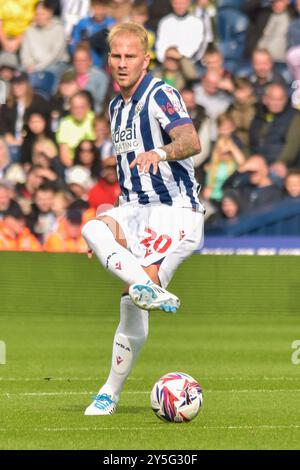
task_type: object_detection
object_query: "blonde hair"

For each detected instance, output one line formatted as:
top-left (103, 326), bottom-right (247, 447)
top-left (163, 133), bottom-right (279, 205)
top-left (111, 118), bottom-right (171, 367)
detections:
top-left (108, 22), bottom-right (148, 54)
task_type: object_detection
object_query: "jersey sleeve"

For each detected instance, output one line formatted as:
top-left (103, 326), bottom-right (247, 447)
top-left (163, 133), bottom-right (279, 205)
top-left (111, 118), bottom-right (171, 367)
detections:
top-left (151, 85), bottom-right (193, 134)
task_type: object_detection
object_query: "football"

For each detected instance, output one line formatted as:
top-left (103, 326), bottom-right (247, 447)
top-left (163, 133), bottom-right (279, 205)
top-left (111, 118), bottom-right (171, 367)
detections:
top-left (150, 372), bottom-right (203, 423)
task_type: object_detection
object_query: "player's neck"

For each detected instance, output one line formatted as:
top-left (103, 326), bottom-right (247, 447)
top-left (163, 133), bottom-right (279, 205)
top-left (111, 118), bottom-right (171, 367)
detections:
top-left (120, 71), bottom-right (147, 103)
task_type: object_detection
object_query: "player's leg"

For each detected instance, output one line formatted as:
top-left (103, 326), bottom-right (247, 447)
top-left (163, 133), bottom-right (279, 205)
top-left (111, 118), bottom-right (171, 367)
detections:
top-left (82, 216), bottom-right (154, 286)
top-left (158, 212), bottom-right (204, 289)
top-left (84, 265), bottom-right (159, 416)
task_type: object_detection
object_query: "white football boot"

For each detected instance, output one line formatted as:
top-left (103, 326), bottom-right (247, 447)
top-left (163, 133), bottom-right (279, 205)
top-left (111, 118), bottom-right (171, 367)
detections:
top-left (129, 283), bottom-right (180, 313)
top-left (84, 393), bottom-right (117, 416)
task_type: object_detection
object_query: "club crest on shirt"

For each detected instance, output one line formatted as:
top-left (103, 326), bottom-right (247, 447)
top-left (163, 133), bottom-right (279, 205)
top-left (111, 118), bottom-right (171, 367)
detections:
top-left (134, 100), bottom-right (144, 117)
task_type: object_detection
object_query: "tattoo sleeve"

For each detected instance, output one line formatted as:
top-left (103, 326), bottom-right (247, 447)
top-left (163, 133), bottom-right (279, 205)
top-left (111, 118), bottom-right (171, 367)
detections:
top-left (161, 123), bottom-right (201, 161)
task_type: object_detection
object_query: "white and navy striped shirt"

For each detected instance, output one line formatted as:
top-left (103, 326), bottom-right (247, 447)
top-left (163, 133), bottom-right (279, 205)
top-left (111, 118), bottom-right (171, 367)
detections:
top-left (109, 73), bottom-right (204, 211)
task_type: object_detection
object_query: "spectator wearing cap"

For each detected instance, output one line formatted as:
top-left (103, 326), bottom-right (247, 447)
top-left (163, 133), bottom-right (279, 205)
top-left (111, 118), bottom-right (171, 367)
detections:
top-left (0, 71), bottom-right (49, 161)
top-left (0, 179), bottom-right (22, 220)
top-left (44, 208), bottom-right (87, 253)
top-left (56, 91), bottom-right (96, 167)
top-left (0, 0), bottom-right (37, 54)
top-left (156, 0), bottom-right (205, 63)
top-left (0, 52), bottom-right (18, 86)
top-left (65, 165), bottom-right (93, 210)
top-left (69, 43), bottom-right (109, 114)
top-left (70, 0), bottom-right (115, 68)
top-left (0, 204), bottom-right (41, 251)
top-left (88, 163), bottom-right (120, 210)
top-left (20, 1), bottom-right (68, 75)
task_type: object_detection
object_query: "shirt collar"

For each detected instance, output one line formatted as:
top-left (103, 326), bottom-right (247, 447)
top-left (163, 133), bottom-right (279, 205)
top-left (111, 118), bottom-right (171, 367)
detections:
top-left (120, 72), bottom-right (153, 104)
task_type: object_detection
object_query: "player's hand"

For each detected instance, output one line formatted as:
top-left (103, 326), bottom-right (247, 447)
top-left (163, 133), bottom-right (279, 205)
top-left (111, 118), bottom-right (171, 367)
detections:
top-left (129, 151), bottom-right (161, 175)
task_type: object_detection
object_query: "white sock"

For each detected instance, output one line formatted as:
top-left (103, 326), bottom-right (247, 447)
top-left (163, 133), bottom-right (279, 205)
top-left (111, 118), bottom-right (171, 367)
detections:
top-left (99, 295), bottom-right (149, 400)
top-left (82, 219), bottom-right (152, 286)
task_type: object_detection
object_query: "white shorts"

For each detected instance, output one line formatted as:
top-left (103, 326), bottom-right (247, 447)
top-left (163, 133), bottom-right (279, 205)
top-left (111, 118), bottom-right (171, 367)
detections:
top-left (101, 204), bottom-right (204, 270)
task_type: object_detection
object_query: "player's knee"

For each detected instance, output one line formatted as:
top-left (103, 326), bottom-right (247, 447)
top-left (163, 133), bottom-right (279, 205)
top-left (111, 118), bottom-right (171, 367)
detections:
top-left (81, 218), bottom-right (107, 245)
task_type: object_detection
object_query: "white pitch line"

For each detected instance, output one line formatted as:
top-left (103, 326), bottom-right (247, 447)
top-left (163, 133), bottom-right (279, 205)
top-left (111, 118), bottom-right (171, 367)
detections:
top-left (1, 376), bottom-right (300, 382)
top-left (0, 424), bottom-right (300, 432)
top-left (2, 389), bottom-right (300, 397)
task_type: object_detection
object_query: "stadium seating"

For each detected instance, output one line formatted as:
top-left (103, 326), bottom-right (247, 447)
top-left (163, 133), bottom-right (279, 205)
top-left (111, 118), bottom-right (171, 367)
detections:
top-left (206, 198), bottom-right (300, 236)
top-left (217, 0), bottom-right (244, 9)
top-left (217, 8), bottom-right (249, 72)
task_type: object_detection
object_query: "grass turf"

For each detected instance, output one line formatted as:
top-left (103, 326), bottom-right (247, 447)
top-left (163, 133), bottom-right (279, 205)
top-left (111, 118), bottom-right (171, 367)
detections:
top-left (0, 252), bottom-right (300, 449)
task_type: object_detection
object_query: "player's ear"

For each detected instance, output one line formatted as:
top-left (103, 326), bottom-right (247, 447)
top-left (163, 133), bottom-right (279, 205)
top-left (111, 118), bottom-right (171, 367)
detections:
top-left (143, 53), bottom-right (151, 71)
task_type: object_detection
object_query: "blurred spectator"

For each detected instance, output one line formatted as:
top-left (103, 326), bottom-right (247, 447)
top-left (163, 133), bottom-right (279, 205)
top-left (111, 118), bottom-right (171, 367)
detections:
top-left (0, 137), bottom-right (11, 179)
top-left (228, 77), bottom-right (256, 149)
top-left (249, 82), bottom-right (300, 167)
top-left (284, 168), bottom-right (300, 198)
top-left (88, 163), bottom-right (120, 209)
top-left (224, 154), bottom-right (283, 211)
top-left (49, 71), bottom-right (80, 130)
top-left (0, 204), bottom-right (41, 251)
top-left (52, 190), bottom-right (72, 219)
top-left (70, 43), bottom-right (109, 113)
top-left (153, 47), bottom-right (198, 91)
top-left (60, 0), bottom-right (90, 40)
top-left (0, 71), bottom-right (49, 162)
top-left (0, 52), bottom-right (18, 88)
top-left (93, 114), bottom-right (116, 167)
top-left (193, 71), bottom-right (233, 142)
top-left (147, 0), bottom-right (172, 33)
top-left (249, 48), bottom-right (287, 101)
top-left (20, 1), bottom-right (68, 74)
top-left (206, 189), bottom-right (243, 228)
top-left (181, 88), bottom-right (211, 183)
top-left (31, 138), bottom-right (64, 183)
top-left (70, 0), bottom-right (115, 68)
top-left (286, 0), bottom-right (300, 80)
top-left (44, 208), bottom-right (87, 252)
top-left (27, 182), bottom-right (57, 242)
top-left (0, 0), bottom-right (37, 54)
top-left (20, 110), bottom-right (55, 167)
top-left (15, 165), bottom-right (45, 214)
top-left (242, 0), bottom-right (294, 64)
top-left (156, 0), bottom-right (205, 63)
top-left (130, 0), bottom-right (156, 68)
top-left (0, 180), bottom-right (22, 219)
top-left (202, 113), bottom-right (246, 204)
top-left (193, 0), bottom-right (216, 60)
top-left (65, 165), bottom-right (93, 209)
top-left (74, 139), bottom-right (101, 182)
top-left (200, 45), bottom-right (234, 93)
top-left (108, 0), bottom-right (132, 22)
top-left (56, 91), bottom-right (96, 167)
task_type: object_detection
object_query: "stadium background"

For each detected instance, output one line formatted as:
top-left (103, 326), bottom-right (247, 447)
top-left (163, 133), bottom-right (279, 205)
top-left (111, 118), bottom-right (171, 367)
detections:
top-left (1, 0), bottom-right (300, 450)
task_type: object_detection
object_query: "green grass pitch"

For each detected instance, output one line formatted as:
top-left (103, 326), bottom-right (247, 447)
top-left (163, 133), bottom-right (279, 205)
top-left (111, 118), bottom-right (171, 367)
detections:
top-left (1, 252), bottom-right (300, 449)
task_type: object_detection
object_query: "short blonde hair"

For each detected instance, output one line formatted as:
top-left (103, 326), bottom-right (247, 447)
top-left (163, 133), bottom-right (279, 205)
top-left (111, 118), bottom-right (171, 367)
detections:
top-left (108, 22), bottom-right (148, 54)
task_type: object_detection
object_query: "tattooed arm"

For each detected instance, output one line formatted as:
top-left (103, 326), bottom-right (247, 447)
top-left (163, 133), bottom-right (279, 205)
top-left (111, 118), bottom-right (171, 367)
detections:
top-left (129, 123), bottom-right (201, 175)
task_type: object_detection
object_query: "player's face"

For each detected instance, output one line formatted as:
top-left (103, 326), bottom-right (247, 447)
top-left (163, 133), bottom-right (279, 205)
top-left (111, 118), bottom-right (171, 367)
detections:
top-left (109, 33), bottom-right (150, 97)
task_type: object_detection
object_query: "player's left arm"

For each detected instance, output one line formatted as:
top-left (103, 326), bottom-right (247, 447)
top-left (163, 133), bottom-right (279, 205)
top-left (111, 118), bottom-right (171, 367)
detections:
top-left (129, 123), bottom-right (201, 175)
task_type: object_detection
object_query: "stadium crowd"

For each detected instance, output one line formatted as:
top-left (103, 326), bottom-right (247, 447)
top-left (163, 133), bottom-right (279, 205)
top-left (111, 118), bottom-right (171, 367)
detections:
top-left (0, 0), bottom-right (300, 251)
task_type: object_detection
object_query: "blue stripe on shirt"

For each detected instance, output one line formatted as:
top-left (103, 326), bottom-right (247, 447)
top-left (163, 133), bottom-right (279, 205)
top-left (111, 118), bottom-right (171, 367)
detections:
top-left (114, 101), bottom-right (130, 202)
top-left (168, 161), bottom-right (199, 210)
top-left (140, 83), bottom-right (173, 205)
